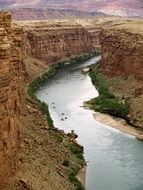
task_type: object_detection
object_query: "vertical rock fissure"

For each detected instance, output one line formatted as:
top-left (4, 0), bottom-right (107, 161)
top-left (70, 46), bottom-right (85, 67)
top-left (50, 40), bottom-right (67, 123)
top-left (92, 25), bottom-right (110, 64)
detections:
top-left (0, 12), bottom-right (21, 185)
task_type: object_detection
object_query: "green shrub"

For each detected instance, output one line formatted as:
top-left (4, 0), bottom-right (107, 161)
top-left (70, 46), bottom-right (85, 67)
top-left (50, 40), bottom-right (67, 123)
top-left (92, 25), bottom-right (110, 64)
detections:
top-left (88, 65), bottom-right (129, 119)
top-left (54, 133), bottom-right (63, 143)
top-left (27, 67), bottom-right (55, 128)
top-left (40, 102), bottom-right (53, 128)
top-left (69, 143), bottom-right (84, 160)
top-left (28, 67), bottom-right (55, 97)
top-left (90, 97), bottom-right (128, 119)
top-left (62, 159), bottom-right (69, 167)
top-left (68, 166), bottom-right (85, 190)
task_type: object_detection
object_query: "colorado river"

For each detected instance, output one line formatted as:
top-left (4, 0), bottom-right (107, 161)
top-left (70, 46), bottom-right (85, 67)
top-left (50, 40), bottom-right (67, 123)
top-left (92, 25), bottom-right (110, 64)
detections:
top-left (35, 56), bottom-right (143, 190)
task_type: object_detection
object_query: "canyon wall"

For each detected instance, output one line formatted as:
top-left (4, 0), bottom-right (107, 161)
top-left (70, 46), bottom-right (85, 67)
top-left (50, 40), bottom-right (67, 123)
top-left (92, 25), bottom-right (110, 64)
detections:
top-left (100, 28), bottom-right (143, 79)
top-left (99, 23), bottom-right (143, 128)
top-left (0, 17), bottom-right (97, 189)
top-left (0, 12), bottom-right (22, 185)
top-left (1, 12), bottom-right (142, 188)
top-left (19, 21), bottom-right (94, 64)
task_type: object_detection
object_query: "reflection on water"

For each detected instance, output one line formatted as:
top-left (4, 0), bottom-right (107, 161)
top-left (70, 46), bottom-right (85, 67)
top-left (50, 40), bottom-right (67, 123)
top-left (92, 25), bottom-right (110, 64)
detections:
top-left (35, 56), bottom-right (143, 190)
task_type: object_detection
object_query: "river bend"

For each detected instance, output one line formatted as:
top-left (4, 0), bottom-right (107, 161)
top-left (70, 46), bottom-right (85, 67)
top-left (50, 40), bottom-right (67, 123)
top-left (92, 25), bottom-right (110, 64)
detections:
top-left (35, 56), bottom-right (143, 190)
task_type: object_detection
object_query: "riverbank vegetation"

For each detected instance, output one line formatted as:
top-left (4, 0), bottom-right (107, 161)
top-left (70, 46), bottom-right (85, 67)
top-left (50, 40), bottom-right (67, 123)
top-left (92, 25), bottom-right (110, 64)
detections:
top-left (28, 51), bottom-right (99, 128)
top-left (56, 50), bottom-right (100, 66)
top-left (27, 52), bottom-right (100, 190)
top-left (28, 67), bottom-right (55, 128)
top-left (87, 64), bottom-right (130, 119)
top-left (68, 166), bottom-right (84, 190)
top-left (28, 67), bottom-right (55, 97)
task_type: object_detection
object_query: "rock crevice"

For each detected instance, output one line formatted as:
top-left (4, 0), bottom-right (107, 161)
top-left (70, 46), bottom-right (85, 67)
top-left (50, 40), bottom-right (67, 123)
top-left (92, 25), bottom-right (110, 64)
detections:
top-left (0, 12), bottom-right (22, 185)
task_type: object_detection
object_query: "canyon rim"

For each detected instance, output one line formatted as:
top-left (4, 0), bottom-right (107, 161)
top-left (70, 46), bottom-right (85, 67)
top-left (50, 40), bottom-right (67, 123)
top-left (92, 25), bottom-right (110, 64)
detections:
top-left (0, 0), bottom-right (143, 190)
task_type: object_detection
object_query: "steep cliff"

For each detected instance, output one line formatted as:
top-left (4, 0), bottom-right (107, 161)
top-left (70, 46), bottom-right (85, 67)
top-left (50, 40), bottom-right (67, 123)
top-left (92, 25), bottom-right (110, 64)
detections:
top-left (0, 12), bottom-right (22, 185)
top-left (100, 29), bottom-right (143, 79)
top-left (19, 21), bottom-right (94, 64)
top-left (99, 20), bottom-right (143, 128)
top-left (0, 19), bottom-right (94, 189)
top-left (75, 19), bottom-right (106, 51)
top-left (76, 18), bottom-right (130, 51)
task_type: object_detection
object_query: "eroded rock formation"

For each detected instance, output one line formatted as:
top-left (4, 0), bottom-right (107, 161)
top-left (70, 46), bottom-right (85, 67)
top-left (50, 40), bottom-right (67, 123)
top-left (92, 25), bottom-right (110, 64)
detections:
top-left (0, 18), bottom-right (96, 187)
top-left (0, 12), bottom-right (22, 185)
top-left (99, 22), bottom-right (143, 127)
top-left (21, 22), bottom-right (94, 63)
top-left (100, 29), bottom-right (143, 79)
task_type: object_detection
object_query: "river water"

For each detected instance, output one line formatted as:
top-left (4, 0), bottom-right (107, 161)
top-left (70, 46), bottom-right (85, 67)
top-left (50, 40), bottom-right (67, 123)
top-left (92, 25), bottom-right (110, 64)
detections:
top-left (35, 56), bottom-right (143, 190)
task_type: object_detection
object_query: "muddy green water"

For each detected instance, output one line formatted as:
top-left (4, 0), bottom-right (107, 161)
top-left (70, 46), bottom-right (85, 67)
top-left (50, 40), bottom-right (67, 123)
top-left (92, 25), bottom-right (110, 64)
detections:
top-left (35, 56), bottom-right (143, 190)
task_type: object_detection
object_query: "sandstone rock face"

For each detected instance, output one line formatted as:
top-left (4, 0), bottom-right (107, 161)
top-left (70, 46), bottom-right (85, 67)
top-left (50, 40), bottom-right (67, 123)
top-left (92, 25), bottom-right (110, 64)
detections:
top-left (21, 22), bottom-right (94, 64)
top-left (99, 25), bottom-right (143, 128)
top-left (100, 29), bottom-right (143, 79)
top-left (0, 12), bottom-right (21, 185)
top-left (87, 26), bottom-right (101, 51)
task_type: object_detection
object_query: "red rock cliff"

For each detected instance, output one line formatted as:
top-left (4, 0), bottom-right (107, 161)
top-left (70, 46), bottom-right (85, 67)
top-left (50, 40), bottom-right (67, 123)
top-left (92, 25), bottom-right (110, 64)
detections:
top-left (99, 22), bottom-right (143, 128)
top-left (20, 22), bottom-right (94, 64)
top-left (0, 13), bottom-right (95, 187)
top-left (0, 12), bottom-right (22, 185)
top-left (100, 28), bottom-right (143, 79)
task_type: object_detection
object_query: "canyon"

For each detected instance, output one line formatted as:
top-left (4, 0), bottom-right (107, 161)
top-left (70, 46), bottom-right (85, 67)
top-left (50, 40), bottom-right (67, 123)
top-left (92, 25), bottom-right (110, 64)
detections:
top-left (0, 12), bottom-right (96, 189)
top-left (0, 9), bottom-right (143, 190)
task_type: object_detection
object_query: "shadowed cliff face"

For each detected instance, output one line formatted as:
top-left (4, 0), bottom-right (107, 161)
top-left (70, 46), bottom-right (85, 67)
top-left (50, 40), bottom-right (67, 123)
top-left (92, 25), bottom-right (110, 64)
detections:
top-left (0, 12), bottom-right (22, 185)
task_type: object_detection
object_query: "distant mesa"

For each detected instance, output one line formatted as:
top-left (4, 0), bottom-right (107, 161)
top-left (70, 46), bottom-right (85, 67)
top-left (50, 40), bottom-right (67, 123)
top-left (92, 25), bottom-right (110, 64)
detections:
top-left (9, 8), bottom-right (107, 20)
top-left (0, 0), bottom-right (143, 18)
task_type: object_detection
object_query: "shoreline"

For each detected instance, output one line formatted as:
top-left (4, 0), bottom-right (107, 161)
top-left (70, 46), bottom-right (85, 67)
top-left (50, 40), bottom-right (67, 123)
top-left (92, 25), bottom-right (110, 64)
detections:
top-left (3, 53), bottom-right (96, 190)
top-left (93, 112), bottom-right (143, 140)
top-left (76, 166), bottom-right (86, 188)
top-left (87, 63), bottom-right (143, 141)
top-left (27, 53), bottom-right (99, 190)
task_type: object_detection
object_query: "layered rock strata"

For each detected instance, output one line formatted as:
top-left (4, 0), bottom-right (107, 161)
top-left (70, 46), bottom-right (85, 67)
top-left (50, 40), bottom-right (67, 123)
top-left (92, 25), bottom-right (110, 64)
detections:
top-left (100, 29), bottom-right (143, 79)
top-left (0, 18), bottom-right (95, 186)
top-left (0, 12), bottom-right (22, 185)
top-left (19, 21), bottom-right (94, 64)
top-left (99, 22), bottom-right (143, 128)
